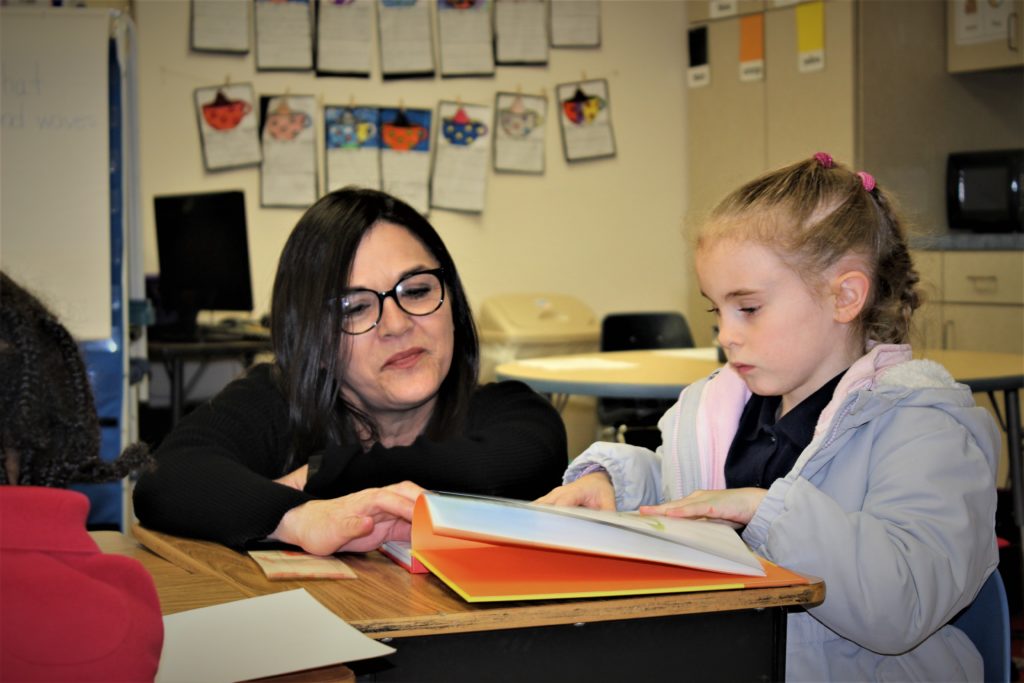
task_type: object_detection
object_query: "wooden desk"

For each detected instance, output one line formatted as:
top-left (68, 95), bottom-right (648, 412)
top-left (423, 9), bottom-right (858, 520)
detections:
top-left (129, 526), bottom-right (823, 682)
top-left (148, 338), bottom-right (271, 425)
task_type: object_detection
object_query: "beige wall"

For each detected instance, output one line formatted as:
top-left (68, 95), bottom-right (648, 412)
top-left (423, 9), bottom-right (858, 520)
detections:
top-left (133, 0), bottom-right (690, 324)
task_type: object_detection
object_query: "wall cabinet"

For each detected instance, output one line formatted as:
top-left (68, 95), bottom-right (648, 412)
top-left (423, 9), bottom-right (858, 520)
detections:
top-left (947, 0), bottom-right (1024, 73)
top-left (914, 250), bottom-right (1024, 354)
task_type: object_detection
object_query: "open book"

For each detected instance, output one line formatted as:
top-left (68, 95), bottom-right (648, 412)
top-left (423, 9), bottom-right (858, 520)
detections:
top-left (410, 491), bottom-right (808, 602)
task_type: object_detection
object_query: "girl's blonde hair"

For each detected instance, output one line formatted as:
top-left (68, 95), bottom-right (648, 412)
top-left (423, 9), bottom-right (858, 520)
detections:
top-left (698, 154), bottom-right (921, 345)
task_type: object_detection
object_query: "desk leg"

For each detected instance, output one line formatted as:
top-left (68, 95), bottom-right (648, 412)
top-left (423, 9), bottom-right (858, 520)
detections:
top-left (170, 358), bottom-right (184, 427)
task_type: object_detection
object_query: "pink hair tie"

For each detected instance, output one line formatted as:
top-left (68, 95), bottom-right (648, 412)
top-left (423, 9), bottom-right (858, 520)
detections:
top-left (857, 171), bottom-right (876, 192)
top-left (813, 152), bottom-right (834, 168)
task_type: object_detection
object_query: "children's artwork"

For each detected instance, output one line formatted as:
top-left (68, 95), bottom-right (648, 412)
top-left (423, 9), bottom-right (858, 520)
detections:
top-left (260, 95), bottom-right (318, 208)
top-left (437, 0), bottom-right (495, 77)
top-left (493, 92), bottom-right (546, 175)
top-left (317, 0), bottom-right (373, 76)
top-left (191, 0), bottom-right (250, 53)
top-left (379, 107), bottom-right (432, 215)
top-left (494, 0), bottom-right (548, 65)
top-left (378, 0), bottom-right (435, 79)
top-left (255, 0), bottom-right (314, 71)
top-left (431, 101), bottom-right (491, 213)
top-left (556, 79), bottom-right (615, 163)
top-left (194, 83), bottom-right (262, 171)
top-left (549, 0), bottom-right (600, 48)
top-left (325, 106), bottom-right (381, 192)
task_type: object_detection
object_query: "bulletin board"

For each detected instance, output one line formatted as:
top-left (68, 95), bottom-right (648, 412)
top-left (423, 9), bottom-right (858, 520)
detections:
top-left (0, 8), bottom-right (113, 341)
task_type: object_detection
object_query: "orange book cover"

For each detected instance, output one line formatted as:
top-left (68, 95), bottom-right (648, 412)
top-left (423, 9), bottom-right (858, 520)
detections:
top-left (410, 492), bottom-right (808, 602)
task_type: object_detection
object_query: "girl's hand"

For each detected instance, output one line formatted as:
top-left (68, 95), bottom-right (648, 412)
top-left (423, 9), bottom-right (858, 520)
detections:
top-left (274, 464), bottom-right (309, 491)
top-left (639, 487), bottom-right (768, 526)
top-left (535, 471), bottom-right (616, 511)
top-left (268, 480), bottom-right (425, 556)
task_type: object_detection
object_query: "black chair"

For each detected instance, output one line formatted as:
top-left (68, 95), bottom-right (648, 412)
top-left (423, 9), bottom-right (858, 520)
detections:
top-left (598, 312), bottom-right (694, 448)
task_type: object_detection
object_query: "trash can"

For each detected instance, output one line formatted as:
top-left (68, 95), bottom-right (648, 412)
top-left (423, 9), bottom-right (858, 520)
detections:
top-left (477, 293), bottom-right (600, 459)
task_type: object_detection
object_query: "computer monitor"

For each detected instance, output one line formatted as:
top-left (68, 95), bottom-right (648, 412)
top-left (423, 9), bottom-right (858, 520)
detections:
top-left (153, 190), bottom-right (253, 340)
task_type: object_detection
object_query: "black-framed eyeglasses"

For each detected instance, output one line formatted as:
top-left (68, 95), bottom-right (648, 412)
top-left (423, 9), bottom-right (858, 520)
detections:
top-left (332, 268), bottom-right (446, 335)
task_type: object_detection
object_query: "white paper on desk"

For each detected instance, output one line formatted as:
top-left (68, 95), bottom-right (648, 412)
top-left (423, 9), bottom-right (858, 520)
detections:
top-left (156, 588), bottom-right (394, 683)
top-left (518, 358), bottom-right (635, 371)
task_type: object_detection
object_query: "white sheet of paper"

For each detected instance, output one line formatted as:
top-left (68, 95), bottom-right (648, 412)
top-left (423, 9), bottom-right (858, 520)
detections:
top-left (156, 589), bottom-right (394, 683)
top-left (255, 0), bottom-right (314, 70)
top-left (379, 0), bottom-right (435, 77)
top-left (317, 0), bottom-right (373, 75)
top-left (192, 0), bottom-right (251, 52)
top-left (494, 0), bottom-right (548, 64)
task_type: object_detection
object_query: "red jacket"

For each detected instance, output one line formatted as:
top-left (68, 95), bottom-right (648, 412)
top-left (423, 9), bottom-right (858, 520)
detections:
top-left (1, 487), bottom-right (163, 681)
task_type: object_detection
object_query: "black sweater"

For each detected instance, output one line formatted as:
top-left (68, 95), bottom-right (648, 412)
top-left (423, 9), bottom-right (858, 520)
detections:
top-left (133, 364), bottom-right (567, 549)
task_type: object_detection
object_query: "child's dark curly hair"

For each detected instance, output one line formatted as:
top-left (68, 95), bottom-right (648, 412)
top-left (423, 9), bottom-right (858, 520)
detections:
top-left (0, 272), bottom-right (152, 487)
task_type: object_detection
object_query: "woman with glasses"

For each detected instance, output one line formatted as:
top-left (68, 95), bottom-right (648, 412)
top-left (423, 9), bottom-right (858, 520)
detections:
top-left (133, 188), bottom-right (566, 555)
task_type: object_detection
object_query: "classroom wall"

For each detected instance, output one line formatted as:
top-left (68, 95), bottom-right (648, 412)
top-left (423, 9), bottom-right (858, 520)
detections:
top-left (133, 0), bottom-right (690, 326)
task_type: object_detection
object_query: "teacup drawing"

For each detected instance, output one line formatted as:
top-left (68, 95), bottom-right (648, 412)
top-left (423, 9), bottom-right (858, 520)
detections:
top-left (266, 101), bottom-right (311, 141)
top-left (202, 91), bottom-right (251, 131)
top-left (330, 119), bottom-right (378, 148)
top-left (562, 93), bottom-right (605, 126)
top-left (442, 108), bottom-right (487, 146)
top-left (382, 122), bottom-right (428, 151)
top-left (499, 109), bottom-right (542, 138)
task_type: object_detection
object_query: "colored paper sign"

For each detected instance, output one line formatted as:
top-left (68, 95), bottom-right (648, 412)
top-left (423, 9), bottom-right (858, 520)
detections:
top-left (687, 26), bottom-right (710, 88)
top-left (796, 1), bottom-right (825, 73)
top-left (739, 13), bottom-right (764, 82)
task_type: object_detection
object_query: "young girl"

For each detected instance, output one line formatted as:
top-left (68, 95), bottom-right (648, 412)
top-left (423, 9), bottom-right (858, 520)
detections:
top-left (538, 154), bottom-right (999, 681)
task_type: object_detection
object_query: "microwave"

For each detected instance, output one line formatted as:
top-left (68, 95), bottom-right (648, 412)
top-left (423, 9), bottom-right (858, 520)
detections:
top-left (946, 149), bottom-right (1023, 233)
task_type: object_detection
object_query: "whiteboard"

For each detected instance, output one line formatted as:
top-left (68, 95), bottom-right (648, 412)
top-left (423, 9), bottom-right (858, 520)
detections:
top-left (0, 8), bottom-right (112, 340)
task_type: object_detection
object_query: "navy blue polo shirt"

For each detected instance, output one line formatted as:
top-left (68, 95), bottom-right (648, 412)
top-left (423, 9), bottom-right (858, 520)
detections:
top-left (724, 370), bottom-right (847, 489)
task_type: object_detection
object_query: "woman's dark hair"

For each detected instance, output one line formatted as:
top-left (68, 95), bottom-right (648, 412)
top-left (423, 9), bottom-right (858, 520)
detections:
top-left (270, 188), bottom-right (480, 463)
top-left (0, 272), bottom-right (152, 487)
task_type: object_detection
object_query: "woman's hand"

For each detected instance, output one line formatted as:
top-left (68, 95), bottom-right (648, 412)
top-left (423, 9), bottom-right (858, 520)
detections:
top-left (274, 464), bottom-right (309, 491)
top-left (535, 471), bottom-right (616, 511)
top-left (268, 480), bottom-right (425, 556)
top-left (639, 487), bottom-right (767, 526)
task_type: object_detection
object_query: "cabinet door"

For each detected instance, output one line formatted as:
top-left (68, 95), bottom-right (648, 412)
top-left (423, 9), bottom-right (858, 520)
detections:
top-left (947, 0), bottom-right (1024, 73)
top-left (912, 251), bottom-right (944, 350)
top-left (763, 1), bottom-right (856, 167)
top-left (942, 251), bottom-right (1024, 306)
top-left (942, 303), bottom-right (1024, 354)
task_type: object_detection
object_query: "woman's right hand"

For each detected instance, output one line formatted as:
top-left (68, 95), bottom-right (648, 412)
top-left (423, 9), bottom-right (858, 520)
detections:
top-left (535, 471), bottom-right (616, 511)
top-left (268, 480), bottom-right (424, 556)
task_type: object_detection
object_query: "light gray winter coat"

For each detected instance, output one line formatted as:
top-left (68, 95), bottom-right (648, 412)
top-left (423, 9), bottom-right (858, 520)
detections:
top-left (565, 344), bottom-right (999, 681)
